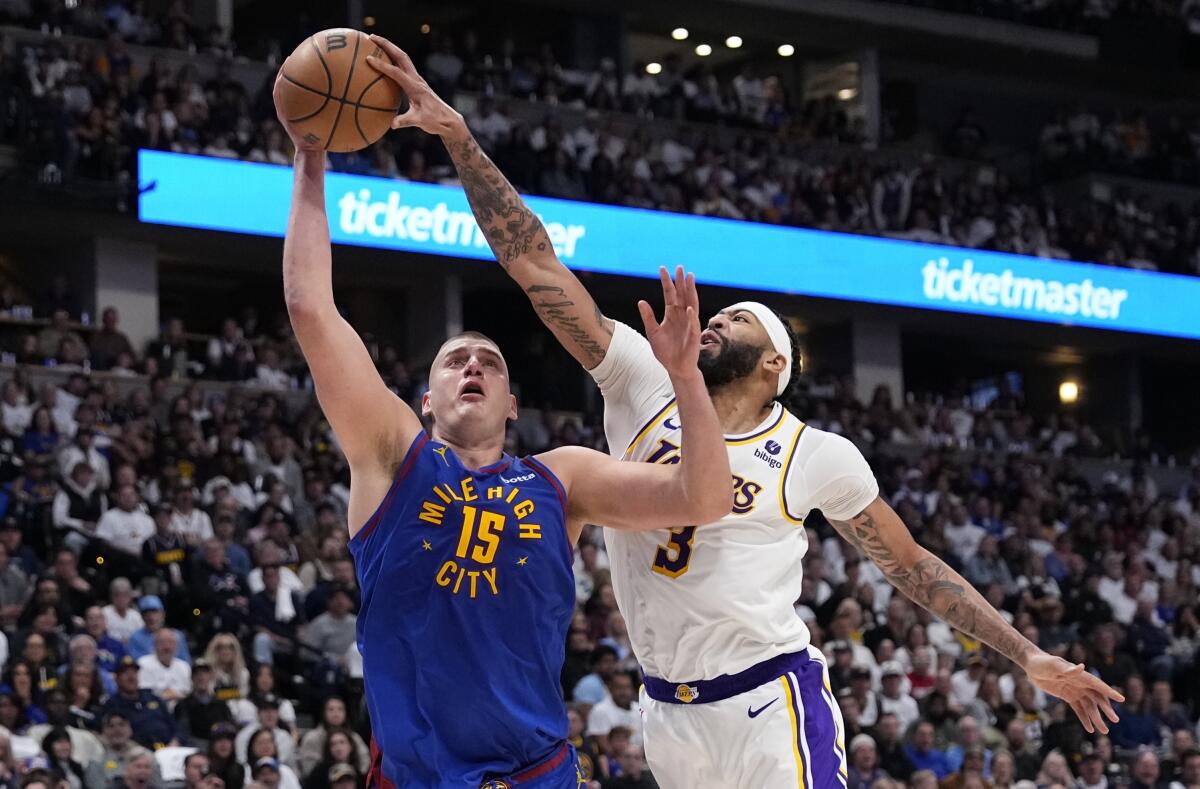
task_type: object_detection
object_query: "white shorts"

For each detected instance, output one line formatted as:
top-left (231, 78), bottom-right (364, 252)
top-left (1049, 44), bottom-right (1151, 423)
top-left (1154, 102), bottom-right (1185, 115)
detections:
top-left (640, 646), bottom-right (848, 789)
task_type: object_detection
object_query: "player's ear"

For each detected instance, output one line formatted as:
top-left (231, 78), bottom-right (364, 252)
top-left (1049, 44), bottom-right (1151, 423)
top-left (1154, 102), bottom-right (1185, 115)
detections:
top-left (420, 391), bottom-right (432, 418)
top-left (763, 351), bottom-right (786, 375)
top-left (507, 394), bottom-right (518, 422)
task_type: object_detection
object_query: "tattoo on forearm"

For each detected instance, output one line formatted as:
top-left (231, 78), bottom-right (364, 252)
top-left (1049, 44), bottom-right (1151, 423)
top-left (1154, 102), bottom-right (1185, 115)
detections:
top-left (445, 135), bottom-right (548, 270)
top-left (831, 509), bottom-right (1031, 665)
top-left (525, 284), bottom-right (610, 365)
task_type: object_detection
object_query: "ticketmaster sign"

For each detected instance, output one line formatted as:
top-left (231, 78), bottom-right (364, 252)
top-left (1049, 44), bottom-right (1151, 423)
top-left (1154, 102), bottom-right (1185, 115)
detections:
top-left (138, 150), bottom-right (1200, 340)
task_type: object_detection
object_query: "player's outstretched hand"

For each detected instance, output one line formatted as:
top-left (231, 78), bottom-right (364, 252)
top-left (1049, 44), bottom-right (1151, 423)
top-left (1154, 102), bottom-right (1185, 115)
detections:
top-left (365, 35), bottom-right (466, 138)
top-left (271, 69), bottom-right (322, 152)
top-left (1024, 651), bottom-right (1124, 734)
top-left (639, 265), bottom-right (702, 379)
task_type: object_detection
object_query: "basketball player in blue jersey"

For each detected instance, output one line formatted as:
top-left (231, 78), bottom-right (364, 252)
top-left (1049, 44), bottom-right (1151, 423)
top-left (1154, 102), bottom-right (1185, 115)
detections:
top-left (367, 37), bottom-right (1126, 788)
top-left (274, 82), bottom-right (734, 787)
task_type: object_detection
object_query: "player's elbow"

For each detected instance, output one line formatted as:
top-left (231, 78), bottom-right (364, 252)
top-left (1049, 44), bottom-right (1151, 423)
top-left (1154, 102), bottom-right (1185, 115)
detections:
top-left (683, 484), bottom-right (733, 525)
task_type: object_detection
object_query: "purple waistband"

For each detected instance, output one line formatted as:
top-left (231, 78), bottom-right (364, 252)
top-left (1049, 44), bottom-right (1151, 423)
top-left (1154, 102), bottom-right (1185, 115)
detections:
top-left (642, 649), bottom-right (812, 705)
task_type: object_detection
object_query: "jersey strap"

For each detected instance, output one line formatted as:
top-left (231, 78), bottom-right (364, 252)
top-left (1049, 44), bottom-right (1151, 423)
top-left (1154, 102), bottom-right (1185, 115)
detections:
top-left (642, 649), bottom-right (814, 704)
top-left (777, 421), bottom-right (808, 525)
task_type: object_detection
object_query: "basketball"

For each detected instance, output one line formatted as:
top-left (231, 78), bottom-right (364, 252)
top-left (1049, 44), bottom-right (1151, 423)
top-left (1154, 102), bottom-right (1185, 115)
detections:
top-left (275, 28), bottom-right (403, 153)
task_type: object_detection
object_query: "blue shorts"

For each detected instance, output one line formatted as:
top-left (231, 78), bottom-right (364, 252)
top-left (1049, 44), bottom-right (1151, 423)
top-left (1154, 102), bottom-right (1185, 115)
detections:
top-left (481, 743), bottom-right (583, 789)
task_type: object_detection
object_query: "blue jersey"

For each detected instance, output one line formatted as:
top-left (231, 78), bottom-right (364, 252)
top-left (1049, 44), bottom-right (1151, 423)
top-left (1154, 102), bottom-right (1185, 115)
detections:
top-left (349, 434), bottom-right (576, 787)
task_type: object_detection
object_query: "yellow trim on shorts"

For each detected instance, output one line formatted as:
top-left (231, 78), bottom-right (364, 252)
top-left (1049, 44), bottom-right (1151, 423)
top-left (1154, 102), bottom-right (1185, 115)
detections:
top-left (780, 676), bottom-right (807, 788)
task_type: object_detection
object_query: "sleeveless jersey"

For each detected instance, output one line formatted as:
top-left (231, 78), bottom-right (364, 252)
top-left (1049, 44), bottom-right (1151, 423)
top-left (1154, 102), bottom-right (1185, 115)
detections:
top-left (348, 434), bottom-right (575, 787)
top-left (589, 322), bottom-right (879, 682)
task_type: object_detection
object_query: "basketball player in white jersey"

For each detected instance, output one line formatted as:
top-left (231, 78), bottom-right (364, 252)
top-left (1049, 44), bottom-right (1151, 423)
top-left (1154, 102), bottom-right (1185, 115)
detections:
top-left (367, 39), bottom-right (1124, 787)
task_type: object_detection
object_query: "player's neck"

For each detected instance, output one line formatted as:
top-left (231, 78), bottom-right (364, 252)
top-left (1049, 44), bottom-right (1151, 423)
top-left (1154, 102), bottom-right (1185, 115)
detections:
top-left (430, 427), bottom-right (506, 470)
top-left (707, 382), bottom-right (776, 435)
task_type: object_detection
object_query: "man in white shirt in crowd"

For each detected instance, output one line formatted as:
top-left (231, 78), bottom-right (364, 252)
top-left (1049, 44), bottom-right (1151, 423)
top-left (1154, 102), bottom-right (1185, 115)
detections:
top-left (950, 653), bottom-right (988, 709)
top-left (1, 381), bottom-right (31, 436)
top-left (169, 485), bottom-right (213, 546)
top-left (878, 661), bottom-right (920, 732)
top-left (95, 485), bottom-right (155, 557)
top-left (943, 501), bottom-right (986, 564)
top-left (586, 673), bottom-right (642, 755)
top-left (58, 428), bottom-right (111, 491)
top-left (137, 628), bottom-right (191, 711)
top-left (102, 578), bottom-right (144, 645)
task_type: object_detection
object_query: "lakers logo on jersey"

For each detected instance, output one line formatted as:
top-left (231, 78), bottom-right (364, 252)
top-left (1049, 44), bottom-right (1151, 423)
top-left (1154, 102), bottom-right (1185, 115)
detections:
top-left (675, 684), bottom-right (700, 703)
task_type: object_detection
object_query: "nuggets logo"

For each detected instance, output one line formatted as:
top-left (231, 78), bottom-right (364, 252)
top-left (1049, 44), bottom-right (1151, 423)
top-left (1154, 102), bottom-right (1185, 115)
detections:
top-left (675, 684), bottom-right (700, 703)
top-left (480, 781), bottom-right (510, 789)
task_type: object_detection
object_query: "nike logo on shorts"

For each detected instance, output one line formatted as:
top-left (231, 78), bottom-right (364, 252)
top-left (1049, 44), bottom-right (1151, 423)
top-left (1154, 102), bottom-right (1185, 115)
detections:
top-left (747, 698), bottom-right (778, 718)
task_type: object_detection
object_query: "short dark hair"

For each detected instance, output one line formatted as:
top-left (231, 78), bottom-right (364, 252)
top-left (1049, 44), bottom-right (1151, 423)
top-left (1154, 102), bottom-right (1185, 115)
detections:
top-left (590, 644), bottom-right (618, 664)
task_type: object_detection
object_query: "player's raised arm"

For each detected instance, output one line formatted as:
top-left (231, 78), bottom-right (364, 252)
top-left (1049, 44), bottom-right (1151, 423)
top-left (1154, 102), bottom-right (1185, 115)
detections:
top-left (541, 267), bottom-right (731, 532)
top-left (274, 74), bottom-right (422, 532)
top-left (827, 496), bottom-right (1125, 734)
top-left (365, 36), bottom-right (615, 370)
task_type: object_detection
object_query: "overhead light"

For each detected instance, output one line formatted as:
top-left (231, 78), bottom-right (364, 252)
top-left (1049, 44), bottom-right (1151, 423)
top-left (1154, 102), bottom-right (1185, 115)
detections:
top-left (646, 62), bottom-right (662, 75)
top-left (837, 88), bottom-right (858, 101)
top-left (671, 27), bottom-right (689, 40)
top-left (363, 16), bottom-right (376, 27)
top-left (1059, 381), bottom-right (1080, 404)
top-left (419, 23), bottom-right (431, 34)
top-left (777, 43), bottom-right (795, 57)
top-left (695, 43), bottom-right (712, 56)
top-left (725, 35), bottom-right (742, 48)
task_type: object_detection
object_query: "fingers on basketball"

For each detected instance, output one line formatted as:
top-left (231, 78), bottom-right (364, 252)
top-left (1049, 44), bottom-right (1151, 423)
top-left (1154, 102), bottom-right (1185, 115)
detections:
top-left (276, 28), bottom-right (404, 153)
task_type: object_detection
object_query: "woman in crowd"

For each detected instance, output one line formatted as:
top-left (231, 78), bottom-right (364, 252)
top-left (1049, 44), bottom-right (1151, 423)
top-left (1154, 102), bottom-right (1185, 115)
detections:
top-left (250, 664), bottom-right (297, 730)
top-left (300, 727), bottom-right (360, 789)
top-left (63, 662), bottom-right (105, 729)
top-left (40, 727), bottom-right (86, 789)
top-left (207, 723), bottom-right (245, 789)
top-left (245, 728), bottom-right (301, 789)
top-left (21, 407), bottom-right (59, 461)
top-left (296, 697), bottom-right (368, 777)
top-left (4, 663), bottom-right (46, 725)
top-left (204, 633), bottom-right (250, 701)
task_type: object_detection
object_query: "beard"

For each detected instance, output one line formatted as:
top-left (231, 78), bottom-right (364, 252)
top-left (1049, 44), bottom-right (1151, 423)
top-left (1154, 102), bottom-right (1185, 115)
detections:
top-left (697, 335), bottom-right (765, 389)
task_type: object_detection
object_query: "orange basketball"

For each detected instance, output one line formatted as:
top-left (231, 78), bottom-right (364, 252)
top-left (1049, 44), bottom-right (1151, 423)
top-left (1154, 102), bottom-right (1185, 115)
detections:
top-left (275, 28), bottom-right (403, 153)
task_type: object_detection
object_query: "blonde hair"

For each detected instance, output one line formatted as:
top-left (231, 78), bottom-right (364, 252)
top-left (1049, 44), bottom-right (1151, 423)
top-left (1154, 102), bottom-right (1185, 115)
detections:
top-left (204, 633), bottom-right (250, 695)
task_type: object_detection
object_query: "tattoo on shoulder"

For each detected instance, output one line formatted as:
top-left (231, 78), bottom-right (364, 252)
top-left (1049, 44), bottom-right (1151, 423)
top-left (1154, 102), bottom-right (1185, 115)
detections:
top-left (525, 284), bottom-right (607, 365)
top-left (831, 509), bottom-right (1029, 663)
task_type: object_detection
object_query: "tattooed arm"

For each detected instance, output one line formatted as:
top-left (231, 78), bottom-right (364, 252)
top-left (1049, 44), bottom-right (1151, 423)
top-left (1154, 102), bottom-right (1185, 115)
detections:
top-left (830, 496), bottom-right (1123, 733)
top-left (366, 36), bottom-right (615, 370)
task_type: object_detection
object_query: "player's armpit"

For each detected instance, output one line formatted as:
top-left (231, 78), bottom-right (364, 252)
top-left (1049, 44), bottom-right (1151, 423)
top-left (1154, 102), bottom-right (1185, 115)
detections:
top-left (539, 445), bottom-right (731, 533)
top-left (828, 496), bottom-right (1036, 669)
top-left (440, 130), bottom-right (615, 369)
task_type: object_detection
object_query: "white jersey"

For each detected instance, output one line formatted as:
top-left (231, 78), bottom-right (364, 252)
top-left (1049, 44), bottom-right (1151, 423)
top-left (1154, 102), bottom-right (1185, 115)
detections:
top-left (590, 322), bottom-right (879, 681)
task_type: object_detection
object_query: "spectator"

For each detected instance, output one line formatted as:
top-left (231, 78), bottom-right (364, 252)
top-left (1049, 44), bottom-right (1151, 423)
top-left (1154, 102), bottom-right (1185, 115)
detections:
top-left (299, 728), bottom-right (359, 789)
top-left (83, 605), bottom-right (126, 673)
top-left (57, 428), bottom-right (110, 491)
top-left (249, 755), bottom-right (300, 789)
top-left (127, 596), bottom-right (189, 661)
top-left (191, 540), bottom-right (250, 639)
top-left (51, 462), bottom-right (105, 550)
top-left (206, 723), bottom-right (244, 789)
top-left (234, 696), bottom-right (294, 768)
top-left (249, 565), bottom-right (304, 669)
top-left (904, 721), bottom-right (953, 779)
top-left (83, 712), bottom-right (156, 789)
top-left (169, 485), bottom-right (213, 546)
top-left (586, 673), bottom-right (641, 754)
top-left (203, 633), bottom-right (249, 701)
top-left (295, 697), bottom-right (368, 778)
top-left (598, 744), bottom-right (655, 789)
top-left (88, 307), bottom-right (134, 372)
top-left (26, 689), bottom-right (103, 768)
top-left (101, 579), bottom-right (144, 645)
top-left (878, 661), bottom-right (920, 731)
top-left (846, 733), bottom-right (885, 789)
top-left (1002, 717), bottom-right (1041, 780)
top-left (1111, 675), bottom-right (1162, 750)
top-left (300, 588), bottom-right (356, 669)
top-left (39, 726), bottom-right (87, 789)
top-left (1130, 748), bottom-right (1165, 789)
top-left (572, 644), bottom-right (619, 705)
top-left (135, 629), bottom-right (191, 710)
top-left (94, 485), bottom-right (155, 559)
top-left (36, 310), bottom-right (83, 360)
top-left (173, 659), bottom-right (232, 744)
top-left (140, 503), bottom-right (190, 603)
top-left (114, 746), bottom-right (157, 789)
top-left (100, 656), bottom-right (180, 749)
top-left (0, 543), bottom-right (30, 631)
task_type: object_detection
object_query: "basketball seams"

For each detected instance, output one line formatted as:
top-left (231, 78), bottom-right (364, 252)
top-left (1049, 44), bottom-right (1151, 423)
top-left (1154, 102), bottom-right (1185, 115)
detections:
top-left (354, 72), bottom-right (391, 144)
top-left (308, 35), bottom-right (333, 95)
top-left (280, 73), bottom-right (331, 123)
top-left (323, 29), bottom-right (362, 150)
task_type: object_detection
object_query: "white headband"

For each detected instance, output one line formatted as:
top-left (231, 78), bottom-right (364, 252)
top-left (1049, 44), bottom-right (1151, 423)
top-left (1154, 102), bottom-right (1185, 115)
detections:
top-left (724, 302), bottom-right (792, 396)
